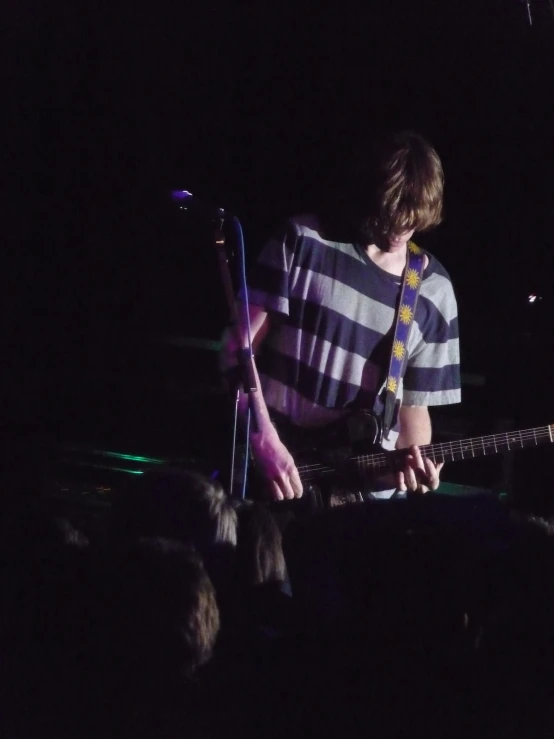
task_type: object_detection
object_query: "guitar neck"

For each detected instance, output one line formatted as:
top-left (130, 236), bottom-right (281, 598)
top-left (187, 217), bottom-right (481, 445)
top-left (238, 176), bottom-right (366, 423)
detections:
top-left (294, 421), bottom-right (554, 488)
top-left (423, 424), bottom-right (554, 463)
top-left (366, 424), bottom-right (554, 474)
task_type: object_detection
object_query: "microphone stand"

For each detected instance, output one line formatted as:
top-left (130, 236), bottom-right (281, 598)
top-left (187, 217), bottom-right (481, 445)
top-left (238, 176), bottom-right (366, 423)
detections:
top-left (213, 215), bottom-right (261, 497)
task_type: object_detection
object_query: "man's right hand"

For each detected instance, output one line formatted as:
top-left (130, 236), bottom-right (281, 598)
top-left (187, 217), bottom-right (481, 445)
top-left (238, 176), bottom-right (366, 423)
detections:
top-left (250, 429), bottom-right (303, 502)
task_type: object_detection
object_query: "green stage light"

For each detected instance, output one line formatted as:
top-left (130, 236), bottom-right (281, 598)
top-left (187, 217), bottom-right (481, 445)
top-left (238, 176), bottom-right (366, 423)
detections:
top-left (99, 451), bottom-right (166, 464)
top-left (60, 444), bottom-right (166, 465)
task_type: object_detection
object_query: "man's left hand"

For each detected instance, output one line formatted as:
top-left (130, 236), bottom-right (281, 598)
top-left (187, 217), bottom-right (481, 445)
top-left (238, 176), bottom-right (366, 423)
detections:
top-left (396, 444), bottom-right (444, 494)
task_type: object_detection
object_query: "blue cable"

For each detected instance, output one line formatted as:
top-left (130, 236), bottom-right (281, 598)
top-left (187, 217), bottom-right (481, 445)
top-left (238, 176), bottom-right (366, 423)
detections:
top-left (232, 216), bottom-right (253, 499)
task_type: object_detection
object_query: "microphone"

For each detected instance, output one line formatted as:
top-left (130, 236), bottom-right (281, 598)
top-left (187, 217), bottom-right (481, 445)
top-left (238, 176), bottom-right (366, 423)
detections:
top-left (170, 190), bottom-right (228, 219)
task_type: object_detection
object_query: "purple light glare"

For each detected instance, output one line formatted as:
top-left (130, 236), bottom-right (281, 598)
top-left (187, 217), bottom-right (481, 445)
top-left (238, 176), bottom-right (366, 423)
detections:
top-left (171, 190), bottom-right (193, 201)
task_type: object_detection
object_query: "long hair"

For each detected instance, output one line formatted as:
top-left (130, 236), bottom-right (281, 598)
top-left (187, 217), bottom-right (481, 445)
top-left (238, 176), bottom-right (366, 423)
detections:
top-left (325, 130), bottom-right (444, 243)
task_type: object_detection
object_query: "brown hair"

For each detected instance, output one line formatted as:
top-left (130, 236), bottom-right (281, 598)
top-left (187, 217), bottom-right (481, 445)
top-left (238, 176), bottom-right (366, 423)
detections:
top-left (112, 468), bottom-right (237, 549)
top-left (328, 130), bottom-right (444, 243)
top-left (110, 468), bottom-right (238, 596)
top-left (110, 538), bottom-right (220, 678)
top-left (370, 130), bottom-right (444, 236)
top-left (234, 500), bottom-right (287, 586)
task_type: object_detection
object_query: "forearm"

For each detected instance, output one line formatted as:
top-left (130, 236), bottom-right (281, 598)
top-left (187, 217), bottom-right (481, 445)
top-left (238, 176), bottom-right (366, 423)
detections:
top-left (234, 354), bottom-right (279, 441)
top-left (221, 315), bottom-right (301, 500)
top-left (396, 405), bottom-right (433, 448)
top-left (220, 304), bottom-right (279, 441)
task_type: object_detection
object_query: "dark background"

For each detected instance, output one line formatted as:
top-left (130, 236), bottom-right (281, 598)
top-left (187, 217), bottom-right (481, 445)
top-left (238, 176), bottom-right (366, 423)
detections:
top-left (4, 2), bottom-right (554, 504)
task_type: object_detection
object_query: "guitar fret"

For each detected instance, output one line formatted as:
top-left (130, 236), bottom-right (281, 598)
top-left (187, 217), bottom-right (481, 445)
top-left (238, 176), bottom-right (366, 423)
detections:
top-left (296, 422), bottom-right (554, 490)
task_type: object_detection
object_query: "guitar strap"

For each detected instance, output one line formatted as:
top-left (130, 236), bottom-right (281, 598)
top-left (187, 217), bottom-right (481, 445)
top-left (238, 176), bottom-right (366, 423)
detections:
top-left (381, 241), bottom-right (426, 440)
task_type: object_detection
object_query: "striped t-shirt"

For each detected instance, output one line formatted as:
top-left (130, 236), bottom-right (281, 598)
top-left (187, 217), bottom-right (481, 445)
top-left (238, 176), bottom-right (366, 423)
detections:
top-left (246, 214), bottom-right (461, 449)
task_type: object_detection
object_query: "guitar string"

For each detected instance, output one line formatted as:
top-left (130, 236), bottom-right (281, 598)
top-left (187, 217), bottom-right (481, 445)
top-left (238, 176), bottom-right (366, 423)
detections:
top-left (295, 427), bottom-right (553, 482)
top-left (354, 430), bottom-right (553, 468)
top-left (297, 428), bottom-right (553, 471)
top-left (356, 427), bottom-right (552, 461)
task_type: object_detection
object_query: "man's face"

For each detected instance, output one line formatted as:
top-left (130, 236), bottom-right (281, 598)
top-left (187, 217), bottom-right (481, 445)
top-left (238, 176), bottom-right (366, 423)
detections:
top-left (374, 228), bottom-right (416, 253)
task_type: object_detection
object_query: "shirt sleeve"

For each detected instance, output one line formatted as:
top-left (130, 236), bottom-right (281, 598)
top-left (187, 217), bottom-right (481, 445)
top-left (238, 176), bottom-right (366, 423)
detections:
top-left (240, 221), bottom-right (299, 317)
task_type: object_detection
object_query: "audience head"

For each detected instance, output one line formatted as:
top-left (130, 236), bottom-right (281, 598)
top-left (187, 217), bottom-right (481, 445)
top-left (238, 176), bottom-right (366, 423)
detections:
top-left (234, 500), bottom-right (287, 588)
top-left (111, 467), bottom-right (238, 594)
top-left (109, 537), bottom-right (220, 680)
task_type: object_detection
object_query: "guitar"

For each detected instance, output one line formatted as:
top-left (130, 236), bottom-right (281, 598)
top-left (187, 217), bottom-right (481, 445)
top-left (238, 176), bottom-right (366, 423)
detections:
top-left (273, 412), bottom-right (554, 498)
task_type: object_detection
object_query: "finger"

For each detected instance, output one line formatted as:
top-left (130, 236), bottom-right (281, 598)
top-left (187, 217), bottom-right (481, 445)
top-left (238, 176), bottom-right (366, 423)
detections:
top-left (404, 463), bottom-right (420, 492)
top-left (396, 470), bottom-right (407, 492)
top-left (423, 458), bottom-right (441, 491)
top-left (410, 445), bottom-right (426, 472)
top-left (270, 481), bottom-right (284, 502)
top-left (400, 452), bottom-right (417, 490)
top-left (423, 458), bottom-right (445, 490)
top-left (408, 446), bottom-right (435, 492)
top-left (278, 475), bottom-right (296, 501)
top-left (411, 473), bottom-right (429, 494)
top-left (290, 468), bottom-right (304, 498)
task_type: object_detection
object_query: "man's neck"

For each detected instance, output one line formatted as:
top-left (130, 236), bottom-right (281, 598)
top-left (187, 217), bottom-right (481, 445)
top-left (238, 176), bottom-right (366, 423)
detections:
top-left (365, 243), bottom-right (408, 276)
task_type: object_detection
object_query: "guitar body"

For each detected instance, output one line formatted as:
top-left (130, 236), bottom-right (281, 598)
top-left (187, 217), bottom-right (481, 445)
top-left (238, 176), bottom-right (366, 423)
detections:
top-left (277, 411), bottom-right (385, 497)
top-left (232, 411), bottom-right (383, 509)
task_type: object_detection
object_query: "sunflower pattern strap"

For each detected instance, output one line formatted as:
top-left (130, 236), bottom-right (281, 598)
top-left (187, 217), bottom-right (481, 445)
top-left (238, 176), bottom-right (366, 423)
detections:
top-left (382, 241), bottom-right (426, 439)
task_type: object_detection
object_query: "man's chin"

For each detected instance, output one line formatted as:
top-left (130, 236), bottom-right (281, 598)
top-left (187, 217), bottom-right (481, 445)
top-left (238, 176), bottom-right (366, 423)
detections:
top-left (387, 239), bottom-right (408, 250)
top-left (379, 238), bottom-right (408, 252)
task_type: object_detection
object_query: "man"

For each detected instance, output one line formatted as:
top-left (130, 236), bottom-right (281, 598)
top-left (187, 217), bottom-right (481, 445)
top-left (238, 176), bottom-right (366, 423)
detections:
top-left (223, 131), bottom-right (461, 502)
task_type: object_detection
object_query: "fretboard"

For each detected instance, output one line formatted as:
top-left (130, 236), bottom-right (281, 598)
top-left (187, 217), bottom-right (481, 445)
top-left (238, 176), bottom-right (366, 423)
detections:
top-left (356, 423), bottom-right (554, 474)
top-left (296, 423), bottom-right (554, 485)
